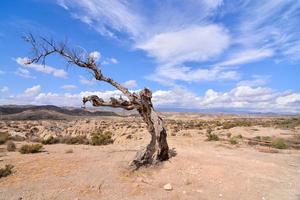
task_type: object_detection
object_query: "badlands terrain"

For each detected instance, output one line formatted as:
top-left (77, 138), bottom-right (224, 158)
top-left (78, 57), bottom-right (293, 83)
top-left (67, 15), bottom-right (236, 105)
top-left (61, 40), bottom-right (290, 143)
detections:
top-left (0, 106), bottom-right (300, 200)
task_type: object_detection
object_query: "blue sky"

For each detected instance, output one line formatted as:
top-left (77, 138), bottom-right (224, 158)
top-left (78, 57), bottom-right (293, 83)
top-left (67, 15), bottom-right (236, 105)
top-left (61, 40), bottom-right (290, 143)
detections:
top-left (0, 0), bottom-right (300, 113)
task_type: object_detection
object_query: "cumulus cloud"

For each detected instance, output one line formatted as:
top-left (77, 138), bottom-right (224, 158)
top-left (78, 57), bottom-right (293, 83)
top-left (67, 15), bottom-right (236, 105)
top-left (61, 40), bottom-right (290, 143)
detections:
top-left (122, 80), bottom-right (137, 88)
top-left (16, 57), bottom-right (68, 78)
top-left (24, 85), bottom-right (41, 96)
top-left (15, 67), bottom-right (36, 79)
top-left (57, 0), bottom-right (300, 87)
top-left (89, 51), bottom-right (101, 62)
top-left (79, 75), bottom-right (97, 85)
top-left (1, 84), bottom-right (300, 113)
top-left (110, 57), bottom-right (118, 64)
top-left (137, 25), bottom-right (230, 65)
top-left (0, 86), bottom-right (9, 93)
top-left (61, 85), bottom-right (77, 90)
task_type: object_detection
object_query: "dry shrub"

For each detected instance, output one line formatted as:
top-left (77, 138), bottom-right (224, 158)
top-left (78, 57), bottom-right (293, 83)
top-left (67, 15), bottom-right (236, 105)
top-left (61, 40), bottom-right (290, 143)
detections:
top-left (90, 131), bottom-right (113, 145)
top-left (42, 136), bottom-right (59, 145)
top-left (0, 132), bottom-right (10, 145)
top-left (206, 128), bottom-right (219, 141)
top-left (0, 164), bottom-right (14, 178)
top-left (62, 135), bottom-right (89, 145)
top-left (6, 141), bottom-right (16, 152)
top-left (272, 138), bottom-right (288, 149)
top-left (19, 144), bottom-right (43, 154)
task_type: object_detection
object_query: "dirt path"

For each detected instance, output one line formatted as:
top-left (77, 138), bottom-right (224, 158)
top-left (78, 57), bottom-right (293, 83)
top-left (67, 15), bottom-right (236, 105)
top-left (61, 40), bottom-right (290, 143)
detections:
top-left (1, 137), bottom-right (300, 200)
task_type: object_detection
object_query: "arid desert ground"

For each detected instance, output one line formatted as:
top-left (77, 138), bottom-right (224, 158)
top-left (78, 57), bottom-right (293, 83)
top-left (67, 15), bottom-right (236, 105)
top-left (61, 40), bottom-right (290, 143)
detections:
top-left (1, 109), bottom-right (300, 200)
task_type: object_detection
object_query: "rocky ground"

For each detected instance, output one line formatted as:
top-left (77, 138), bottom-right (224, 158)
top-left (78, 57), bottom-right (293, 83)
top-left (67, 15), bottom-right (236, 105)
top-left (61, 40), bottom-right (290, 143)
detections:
top-left (0, 113), bottom-right (300, 200)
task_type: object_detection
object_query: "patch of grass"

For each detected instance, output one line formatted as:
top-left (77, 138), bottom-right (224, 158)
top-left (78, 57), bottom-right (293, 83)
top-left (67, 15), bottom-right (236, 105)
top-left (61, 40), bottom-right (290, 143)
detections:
top-left (19, 144), bottom-right (43, 154)
top-left (229, 137), bottom-right (238, 145)
top-left (6, 141), bottom-right (16, 152)
top-left (61, 136), bottom-right (89, 145)
top-left (272, 138), bottom-right (288, 149)
top-left (206, 128), bottom-right (219, 141)
top-left (0, 164), bottom-right (14, 178)
top-left (222, 121), bottom-right (252, 129)
top-left (0, 132), bottom-right (10, 145)
top-left (254, 136), bottom-right (272, 141)
top-left (41, 136), bottom-right (60, 145)
top-left (90, 131), bottom-right (113, 145)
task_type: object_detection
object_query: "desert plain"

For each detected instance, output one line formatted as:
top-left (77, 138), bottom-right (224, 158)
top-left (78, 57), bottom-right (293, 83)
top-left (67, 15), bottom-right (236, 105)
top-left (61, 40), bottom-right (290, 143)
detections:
top-left (0, 107), bottom-right (300, 200)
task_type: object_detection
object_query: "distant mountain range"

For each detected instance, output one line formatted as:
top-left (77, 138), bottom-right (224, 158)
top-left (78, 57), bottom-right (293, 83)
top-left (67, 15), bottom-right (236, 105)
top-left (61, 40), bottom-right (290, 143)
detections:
top-left (0, 105), bottom-right (118, 120)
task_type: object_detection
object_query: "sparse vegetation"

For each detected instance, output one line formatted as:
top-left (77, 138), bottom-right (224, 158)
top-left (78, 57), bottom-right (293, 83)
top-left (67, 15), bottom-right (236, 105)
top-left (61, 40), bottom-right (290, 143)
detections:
top-left (19, 144), bottom-right (43, 154)
top-left (229, 137), bottom-right (238, 145)
top-left (6, 141), bottom-right (16, 152)
top-left (0, 132), bottom-right (10, 144)
top-left (42, 136), bottom-right (60, 145)
top-left (0, 164), bottom-right (14, 178)
top-left (222, 121), bottom-right (252, 129)
top-left (61, 135), bottom-right (89, 145)
top-left (90, 131), bottom-right (113, 145)
top-left (206, 128), bottom-right (219, 141)
top-left (272, 138), bottom-right (288, 149)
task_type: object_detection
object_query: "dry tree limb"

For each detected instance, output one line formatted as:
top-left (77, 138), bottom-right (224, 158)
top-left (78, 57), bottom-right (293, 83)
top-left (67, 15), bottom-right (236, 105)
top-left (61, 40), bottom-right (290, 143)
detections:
top-left (23, 34), bottom-right (170, 169)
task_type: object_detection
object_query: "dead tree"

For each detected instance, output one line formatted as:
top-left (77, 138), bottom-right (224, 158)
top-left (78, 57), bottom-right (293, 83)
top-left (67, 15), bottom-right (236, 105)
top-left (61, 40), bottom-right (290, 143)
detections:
top-left (23, 34), bottom-right (169, 169)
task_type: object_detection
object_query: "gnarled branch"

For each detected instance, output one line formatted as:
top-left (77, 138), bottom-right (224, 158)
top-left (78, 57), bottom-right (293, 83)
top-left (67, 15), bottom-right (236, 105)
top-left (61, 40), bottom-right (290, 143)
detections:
top-left (83, 95), bottom-right (135, 110)
top-left (23, 34), bottom-right (170, 169)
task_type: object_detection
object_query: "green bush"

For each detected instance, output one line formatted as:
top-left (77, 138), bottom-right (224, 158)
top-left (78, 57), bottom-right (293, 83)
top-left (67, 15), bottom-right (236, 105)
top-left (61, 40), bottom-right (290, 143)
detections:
top-left (206, 128), bottom-right (219, 141)
top-left (90, 131), bottom-right (113, 145)
top-left (0, 164), bottom-right (14, 178)
top-left (6, 141), bottom-right (16, 152)
top-left (272, 138), bottom-right (287, 149)
top-left (62, 135), bottom-right (89, 145)
top-left (229, 137), bottom-right (238, 145)
top-left (0, 132), bottom-right (10, 145)
top-left (19, 144), bottom-right (43, 154)
top-left (42, 136), bottom-right (60, 145)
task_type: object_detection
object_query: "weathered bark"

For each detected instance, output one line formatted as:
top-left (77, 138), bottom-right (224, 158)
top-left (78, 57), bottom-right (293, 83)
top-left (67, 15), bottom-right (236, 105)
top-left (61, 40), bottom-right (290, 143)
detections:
top-left (129, 89), bottom-right (169, 168)
top-left (23, 34), bottom-right (170, 169)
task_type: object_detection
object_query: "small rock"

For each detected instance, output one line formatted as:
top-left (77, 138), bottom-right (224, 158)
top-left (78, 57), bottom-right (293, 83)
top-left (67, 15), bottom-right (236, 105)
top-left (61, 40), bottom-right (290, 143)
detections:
top-left (219, 194), bottom-right (223, 197)
top-left (196, 189), bottom-right (203, 193)
top-left (182, 191), bottom-right (186, 194)
top-left (163, 183), bottom-right (173, 191)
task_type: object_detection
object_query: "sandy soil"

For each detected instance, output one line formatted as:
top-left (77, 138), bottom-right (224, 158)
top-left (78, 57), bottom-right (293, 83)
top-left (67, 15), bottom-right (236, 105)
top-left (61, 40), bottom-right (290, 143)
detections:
top-left (1, 135), bottom-right (300, 200)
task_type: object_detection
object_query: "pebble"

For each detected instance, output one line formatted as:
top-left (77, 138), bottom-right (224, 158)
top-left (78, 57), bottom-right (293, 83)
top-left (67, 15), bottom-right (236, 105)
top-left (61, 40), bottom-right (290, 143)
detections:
top-left (163, 183), bottom-right (173, 191)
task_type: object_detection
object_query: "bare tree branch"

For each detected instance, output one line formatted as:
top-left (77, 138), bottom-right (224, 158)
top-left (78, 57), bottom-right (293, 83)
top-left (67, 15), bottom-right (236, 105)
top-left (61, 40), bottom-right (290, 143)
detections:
top-left (23, 34), bottom-right (170, 169)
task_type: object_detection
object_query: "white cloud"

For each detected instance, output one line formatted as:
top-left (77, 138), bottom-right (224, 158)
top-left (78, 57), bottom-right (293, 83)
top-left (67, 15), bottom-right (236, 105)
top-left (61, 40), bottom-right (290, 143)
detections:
top-left (216, 49), bottom-right (273, 67)
top-left (276, 93), bottom-right (300, 106)
top-left (110, 57), bottom-right (118, 64)
top-left (15, 67), bottom-right (35, 79)
top-left (122, 80), bottom-right (137, 88)
top-left (24, 85), bottom-right (41, 96)
top-left (89, 51), bottom-right (101, 62)
top-left (61, 85), bottom-right (77, 90)
top-left (137, 25), bottom-right (230, 65)
top-left (16, 57), bottom-right (68, 78)
top-left (0, 86), bottom-right (9, 93)
top-left (79, 75), bottom-right (97, 85)
top-left (149, 65), bottom-right (240, 83)
top-left (1, 85), bottom-right (300, 113)
top-left (237, 75), bottom-right (270, 87)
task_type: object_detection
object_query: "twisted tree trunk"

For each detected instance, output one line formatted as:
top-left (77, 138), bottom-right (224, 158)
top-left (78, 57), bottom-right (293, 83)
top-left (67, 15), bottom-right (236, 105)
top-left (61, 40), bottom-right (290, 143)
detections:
top-left (130, 89), bottom-right (169, 168)
top-left (23, 34), bottom-right (170, 169)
